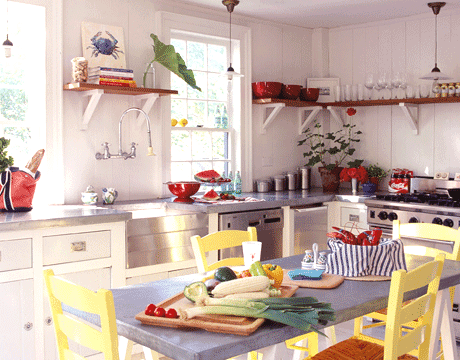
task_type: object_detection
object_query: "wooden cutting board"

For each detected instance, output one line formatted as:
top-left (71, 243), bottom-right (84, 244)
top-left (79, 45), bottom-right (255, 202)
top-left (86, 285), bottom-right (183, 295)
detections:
top-left (281, 269), bottom-right (344, 289)
top-left (135, 284), bottom-right (298, 336)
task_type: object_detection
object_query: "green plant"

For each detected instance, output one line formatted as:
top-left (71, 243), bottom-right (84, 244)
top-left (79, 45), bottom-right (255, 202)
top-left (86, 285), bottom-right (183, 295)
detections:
top-left (365, 163), bottom-right (389, 182)
top-left (143, 34), bottom-right (201, 91)
top-left (298, 121), bottom-right (363, 171)
top-left (0, 137), bottom-right (14, 173)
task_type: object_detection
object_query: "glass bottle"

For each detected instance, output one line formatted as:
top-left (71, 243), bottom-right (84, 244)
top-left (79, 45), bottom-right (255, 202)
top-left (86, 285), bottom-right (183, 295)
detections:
top-left (234, 171), bottom-right (242, 195)
top-left (227, 171), bottom-right (234, 193)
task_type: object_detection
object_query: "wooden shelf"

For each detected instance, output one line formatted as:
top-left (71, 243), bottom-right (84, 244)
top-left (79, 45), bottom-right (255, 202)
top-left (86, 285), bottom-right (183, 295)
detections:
top-left (63, 83), bottom-right (178, 130)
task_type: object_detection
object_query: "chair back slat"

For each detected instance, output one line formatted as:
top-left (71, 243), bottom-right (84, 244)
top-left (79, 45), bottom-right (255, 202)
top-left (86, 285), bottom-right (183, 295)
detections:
top-left (394, 326), bottom-right (426, 357)
top-left (398, 294), bottom-right (431, 325)
top-left (56, 313), bottom-right (104, 353)
top-left (399, 260), bottom-right (438, 293)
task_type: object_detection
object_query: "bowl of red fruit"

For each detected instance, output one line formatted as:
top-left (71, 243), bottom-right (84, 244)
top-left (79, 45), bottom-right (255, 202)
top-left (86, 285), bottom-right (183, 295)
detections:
top-left (166, 181), bottom-right (201, 202)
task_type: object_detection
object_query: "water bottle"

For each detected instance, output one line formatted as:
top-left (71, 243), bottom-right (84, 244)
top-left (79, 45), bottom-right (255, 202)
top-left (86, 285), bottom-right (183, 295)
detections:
top-left (227, 171), bottom-right (234, 193)
top-left (234, 171), bottom-right (242, 194)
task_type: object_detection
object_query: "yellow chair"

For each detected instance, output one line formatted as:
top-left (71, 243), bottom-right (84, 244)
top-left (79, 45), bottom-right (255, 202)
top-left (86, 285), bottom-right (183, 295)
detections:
top-left (310, 253), bottom-right (445, 360)
top-left (43, 269), bottom-right (120, 360)
top-left (354, 220), bottom-right (460, 359)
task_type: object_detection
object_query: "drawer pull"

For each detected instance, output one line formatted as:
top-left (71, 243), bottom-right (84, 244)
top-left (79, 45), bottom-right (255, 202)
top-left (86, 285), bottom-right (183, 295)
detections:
top-left (24, 322), bottom-right (33, 331)
top-left (45, 316), bottom-right (53, 326)
top-left (71, 241), bottom-right (86, 252)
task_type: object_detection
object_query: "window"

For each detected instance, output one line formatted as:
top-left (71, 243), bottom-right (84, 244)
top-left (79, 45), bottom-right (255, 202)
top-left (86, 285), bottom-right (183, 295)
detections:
top-left (170, 31), bottom-right (236, 189)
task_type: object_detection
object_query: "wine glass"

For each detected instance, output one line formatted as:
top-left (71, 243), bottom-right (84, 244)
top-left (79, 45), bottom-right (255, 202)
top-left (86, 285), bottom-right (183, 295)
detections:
top-left (391, 72), bottom-right (401, 89)
top-left (365, 73), bottom-right (375, 90)
top-left (399, 72), bottom-right (408, 90)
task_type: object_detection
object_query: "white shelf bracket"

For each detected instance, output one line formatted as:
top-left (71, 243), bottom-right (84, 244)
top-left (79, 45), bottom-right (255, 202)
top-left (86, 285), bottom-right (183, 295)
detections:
top-left (134, 93), bottom-right (160, 127)
top-left (260, 103), bottom-right (285, 134)
top-left (399, 103), bottom-right (419, 135)
top-left (81, 89), bottom-right (104, 130)
top-left (298, 106), bottom-right (322, 135)
top-left (326, 106), bottom-right (345, 125)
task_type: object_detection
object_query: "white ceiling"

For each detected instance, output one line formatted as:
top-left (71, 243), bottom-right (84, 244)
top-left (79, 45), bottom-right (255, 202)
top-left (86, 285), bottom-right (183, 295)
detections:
top-left (175, 0), bottom-right (460, 28)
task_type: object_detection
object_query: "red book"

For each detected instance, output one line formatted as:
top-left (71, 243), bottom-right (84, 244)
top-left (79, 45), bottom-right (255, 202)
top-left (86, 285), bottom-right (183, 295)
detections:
top-left (98, 81), bottom-right (136, 87)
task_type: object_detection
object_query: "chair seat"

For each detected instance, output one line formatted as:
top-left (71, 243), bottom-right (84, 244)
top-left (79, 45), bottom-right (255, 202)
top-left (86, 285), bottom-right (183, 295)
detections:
top-left (310, 338), bottom-right (418, 360)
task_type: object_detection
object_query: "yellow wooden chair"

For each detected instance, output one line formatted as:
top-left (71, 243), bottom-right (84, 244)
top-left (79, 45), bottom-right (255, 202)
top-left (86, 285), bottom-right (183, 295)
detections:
top-left (43, 269), bottom-right (121, 360)
top-left (354, 220), bottom-right (460, 359)
top-left (310, 253), bottom-right (445, 360)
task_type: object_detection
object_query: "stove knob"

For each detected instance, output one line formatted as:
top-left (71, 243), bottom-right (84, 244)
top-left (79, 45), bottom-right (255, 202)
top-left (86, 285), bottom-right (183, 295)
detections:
top-left (443, 218), bottom-right (454, 228)
top-left (432, 217), bottom-right (443, 225)
top-left (388, 212), bottom-right (398, 221)
top-left (409, 217), bottom-right (419, 223)
top-left (378, 211), bottom-right (388, 220)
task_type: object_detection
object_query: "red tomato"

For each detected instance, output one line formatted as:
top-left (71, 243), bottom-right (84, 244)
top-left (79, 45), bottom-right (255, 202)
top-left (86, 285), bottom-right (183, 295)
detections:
top-left (165, 308), bottom-right (178, 318)
top-left (154, 307), bottom-right (166, 317)
top-left (241, 269), bottom-right (252, 278)
top-left (145, 303), bottom-right (156, 316)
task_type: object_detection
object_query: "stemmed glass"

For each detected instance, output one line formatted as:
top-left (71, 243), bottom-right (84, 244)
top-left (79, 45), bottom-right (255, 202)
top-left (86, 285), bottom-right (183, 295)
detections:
top-left (364, 74), bottom-right (375, 100)
top-left (376, 72), bottom-right (390, 99)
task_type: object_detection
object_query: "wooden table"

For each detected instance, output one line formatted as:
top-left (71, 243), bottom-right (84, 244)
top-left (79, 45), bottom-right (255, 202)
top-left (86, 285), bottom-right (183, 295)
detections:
top-left (72, 254), bottom-right (460, 360)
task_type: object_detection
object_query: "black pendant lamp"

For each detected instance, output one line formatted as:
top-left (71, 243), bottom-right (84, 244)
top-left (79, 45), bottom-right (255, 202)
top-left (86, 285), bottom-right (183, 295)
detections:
top-left (420, 2), bottom-right (451, 81)
top-left (221, 0), bottom-right (243, 79)
top-left (3, 0), bottom-right (13, 58)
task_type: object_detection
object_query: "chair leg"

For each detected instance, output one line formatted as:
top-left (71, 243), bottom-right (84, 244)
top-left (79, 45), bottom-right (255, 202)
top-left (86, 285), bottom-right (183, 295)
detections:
top-left (285, 332), bottom-right (319, 359)
top-left (143, 346), bottom-right (161, 360)
top-left (324, 326), bottom-right (336, 346)
top-left (118, 336), bottom-right (134, 360)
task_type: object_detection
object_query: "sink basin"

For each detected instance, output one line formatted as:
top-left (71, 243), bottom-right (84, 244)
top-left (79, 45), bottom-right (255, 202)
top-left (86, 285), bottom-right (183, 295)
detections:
top-left (104, 201), bottom-right (197, 219)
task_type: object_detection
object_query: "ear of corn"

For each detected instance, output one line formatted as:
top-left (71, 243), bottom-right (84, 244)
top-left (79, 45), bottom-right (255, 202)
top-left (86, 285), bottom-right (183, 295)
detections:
top-left (224, 292), bottom-right (270, 299)
top-left (211, 276), bottom-right (270, 298)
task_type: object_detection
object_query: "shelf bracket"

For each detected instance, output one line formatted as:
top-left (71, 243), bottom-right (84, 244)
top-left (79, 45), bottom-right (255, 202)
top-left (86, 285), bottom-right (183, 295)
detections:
top-left (81, 89), bottom-right (104, 130)
top-left (399, 103), bottom-right (419, 135)
top-left (134, 93), bottom-right (160, 127)
top-left (326, 106), bottom-right (345, 125)
top-left (298, 106), bottom-right (322, 135)
top-left (260, 103), bottom-right (285, 134)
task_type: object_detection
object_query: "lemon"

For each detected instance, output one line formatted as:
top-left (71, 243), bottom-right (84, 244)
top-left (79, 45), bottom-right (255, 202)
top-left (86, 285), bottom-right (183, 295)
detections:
top-left (179, 118), bottom-right (188, 127)
top-left (171, 118), bottom-right (178, 127)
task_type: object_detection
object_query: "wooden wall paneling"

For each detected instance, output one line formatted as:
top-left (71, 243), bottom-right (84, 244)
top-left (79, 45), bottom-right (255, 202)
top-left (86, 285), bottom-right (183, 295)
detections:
top-left (390, 22), bottom-right (406, 77)
top-left (251, 23), bottom-right (283, 81)
top-left (405, 19), bottom-right (421, 89)
top-left (437, 14), bottom-right (453, 77)
top-left (364, 26), bottom-right (380, 83)
top-left (451, 12), bottom-right (460, 77)
top-left (375, 106), bottom-right (392, 172)
top-left (419, 17), bottom-right (435, 87)
top-left (282, 27), bottom-right (312, 85)
top-left (352, 27), bottom-right (367, 85)
top-left (378, 26), bottom-right (393, 78)
top-left (329, 28), bottom-right (353, 84)
top-left (433, 103), bottom-right (460, 175)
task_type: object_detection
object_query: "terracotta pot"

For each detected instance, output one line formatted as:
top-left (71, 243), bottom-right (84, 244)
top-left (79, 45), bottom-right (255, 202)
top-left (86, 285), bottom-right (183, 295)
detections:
top-left (318, 167), bottom-right (343, 193)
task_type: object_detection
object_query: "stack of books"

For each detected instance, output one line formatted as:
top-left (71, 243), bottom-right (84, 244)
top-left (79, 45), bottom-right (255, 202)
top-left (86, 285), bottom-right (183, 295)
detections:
top-left (87, 67), bottom-right (136, 87)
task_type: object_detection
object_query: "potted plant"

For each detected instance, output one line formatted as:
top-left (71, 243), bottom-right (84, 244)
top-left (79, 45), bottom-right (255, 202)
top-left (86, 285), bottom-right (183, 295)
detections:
top-left (0, 137), bottom-right (14, 173)
top-left (365, 163), bottom-right (389, 185)
top-left (340, 166), bottom-right (368, 195)
top-left (298, 108), bottom-right (363, 192)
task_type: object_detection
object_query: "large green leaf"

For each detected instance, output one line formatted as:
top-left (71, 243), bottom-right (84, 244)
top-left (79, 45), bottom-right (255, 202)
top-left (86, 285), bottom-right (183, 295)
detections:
top-left (145, 34), bottom-right (201, 91)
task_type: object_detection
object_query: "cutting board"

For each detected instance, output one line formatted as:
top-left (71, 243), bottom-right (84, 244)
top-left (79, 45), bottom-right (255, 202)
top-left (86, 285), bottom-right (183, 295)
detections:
top-left (281, 269), bottom-right (344, 289)
top-left (135, 284), bottom-right (298, 336)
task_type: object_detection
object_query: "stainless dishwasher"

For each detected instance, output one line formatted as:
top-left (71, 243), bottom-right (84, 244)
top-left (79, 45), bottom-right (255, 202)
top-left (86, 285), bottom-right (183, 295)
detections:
top-left (218, 208), bottom-right (284, 261)
top-left (293, 203), bottom-right (328, 254)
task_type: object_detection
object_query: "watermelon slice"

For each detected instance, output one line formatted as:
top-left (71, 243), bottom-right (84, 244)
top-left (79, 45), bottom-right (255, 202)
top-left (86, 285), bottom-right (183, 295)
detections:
top-left (194, 170), bottom-right (222, 182)
top-left (203, 189), bottom-right (220, 201)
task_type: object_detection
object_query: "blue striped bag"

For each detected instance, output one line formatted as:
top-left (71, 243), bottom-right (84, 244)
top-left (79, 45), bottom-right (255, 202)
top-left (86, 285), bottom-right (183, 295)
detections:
top-left (326, 238), bottom-right (407, 277)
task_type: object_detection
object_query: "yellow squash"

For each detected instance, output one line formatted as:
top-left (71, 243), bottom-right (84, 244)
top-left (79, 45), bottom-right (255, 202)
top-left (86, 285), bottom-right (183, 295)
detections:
top-left (262, 264), bottom-right (284, 288)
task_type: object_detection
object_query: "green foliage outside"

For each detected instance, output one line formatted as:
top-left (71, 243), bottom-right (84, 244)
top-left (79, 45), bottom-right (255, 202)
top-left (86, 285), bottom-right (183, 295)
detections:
top-left (0, 137), bottom-right (15, 173)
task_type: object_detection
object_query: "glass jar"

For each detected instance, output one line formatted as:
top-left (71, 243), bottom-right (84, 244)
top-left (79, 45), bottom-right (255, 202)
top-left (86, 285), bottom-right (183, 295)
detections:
top-left (433, 83), bottom-right (442, 98)
top-left (71, 57), bottom-right (88, 83)
top-left (441, 83), bottom-right (449, 98)
top-left (455, 83), bottom-right (460, 97)
top-left (143, 63), bottom-right (156, 88)
top-left (448, 83), bottom-right (456, 97)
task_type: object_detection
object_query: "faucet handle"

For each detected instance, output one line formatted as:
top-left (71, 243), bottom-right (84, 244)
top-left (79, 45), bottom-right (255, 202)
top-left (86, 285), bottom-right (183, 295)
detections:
top-left (101, 142), bottom-right (110, 147)
top-left (147, 146), bottom-right (155, 156)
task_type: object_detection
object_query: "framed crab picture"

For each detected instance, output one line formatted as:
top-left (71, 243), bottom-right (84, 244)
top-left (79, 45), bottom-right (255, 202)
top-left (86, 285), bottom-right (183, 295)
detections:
top-left (81, 22), bottom-right (127, 69)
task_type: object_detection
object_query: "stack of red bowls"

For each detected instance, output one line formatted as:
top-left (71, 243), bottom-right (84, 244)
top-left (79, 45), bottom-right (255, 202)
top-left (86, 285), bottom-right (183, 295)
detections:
top-left (252, 82), bottom-right (283, 99)
top-left (300, 88), bottom-right (320, 102)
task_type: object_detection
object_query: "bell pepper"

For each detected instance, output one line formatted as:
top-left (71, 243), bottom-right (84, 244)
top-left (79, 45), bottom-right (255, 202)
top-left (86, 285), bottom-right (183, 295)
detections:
top-left (262, 264), bottom-right (284, 288)
top-left (249, 261), bottom-right (267, 277)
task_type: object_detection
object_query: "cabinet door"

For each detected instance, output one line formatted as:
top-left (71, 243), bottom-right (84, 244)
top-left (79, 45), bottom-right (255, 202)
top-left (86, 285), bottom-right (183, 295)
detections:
top-left (44, 268), bottom-right (111, 360)
top-left (0, 279), bottom-right (34, 360)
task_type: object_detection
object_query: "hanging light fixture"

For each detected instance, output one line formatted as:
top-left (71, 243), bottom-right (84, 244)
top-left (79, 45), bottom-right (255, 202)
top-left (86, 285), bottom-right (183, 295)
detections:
top-left (221, 0), bottom-right (243, 80)
top-left (420, 2), bottom-right (450, 82)
top-left (3, 0), bottom-right (13, 58)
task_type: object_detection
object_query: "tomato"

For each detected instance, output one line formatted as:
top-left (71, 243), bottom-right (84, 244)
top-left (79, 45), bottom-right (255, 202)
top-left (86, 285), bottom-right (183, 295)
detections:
top-left (165, 308), bottom-right (178, 318)
top-left (240, 269), bottom-right (252, 278)
top-left (145, 303), bottom-right (156, 316)
top-left (154, 307), bottom-right (166, 317)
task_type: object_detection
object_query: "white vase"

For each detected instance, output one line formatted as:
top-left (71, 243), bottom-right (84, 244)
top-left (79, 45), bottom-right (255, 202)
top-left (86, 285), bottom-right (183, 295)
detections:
top-left (352, 178), bottom-right (358, 195)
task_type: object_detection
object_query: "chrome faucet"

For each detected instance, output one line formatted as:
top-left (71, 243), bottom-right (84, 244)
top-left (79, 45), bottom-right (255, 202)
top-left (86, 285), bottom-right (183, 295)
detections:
top-left (95, 107), bottom-right (155, 160)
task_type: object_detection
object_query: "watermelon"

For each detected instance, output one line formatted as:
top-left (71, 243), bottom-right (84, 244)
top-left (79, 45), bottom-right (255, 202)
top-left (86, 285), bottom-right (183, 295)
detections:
top-left (203, 189), bottom-right (220, 201)
top-left (194, 170), bottom-right (222, 182)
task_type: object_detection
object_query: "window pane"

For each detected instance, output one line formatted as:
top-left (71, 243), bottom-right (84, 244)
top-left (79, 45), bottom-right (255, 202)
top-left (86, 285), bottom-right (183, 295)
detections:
top-left (187, 42), bottom-right (206, 71)
top-left (171, 131), bottom-right (191, 161)
top-left (171, 73), bottom-right (187, 98)
top-left (171, 99), bottom-right (187, 122)
top-left (188, 71), bottom-right (206, 100)
top-left (208, 102), bottom-right (228, 129)
top-left (212, 132), bottom-right (228, 160)
top-left (208, 73), bottom-right (227, 101)
top-left (3, 127), bottom-right (32, 166)
top-left (191, 131), bottom-right (212, 161)
top-left (0, 89), bottom-right (28, 122)
top-left (171, 39), bottom-right (186, 60)
top-left (208, 44), bottom-right (226, 73)
top-left (171, 162), bottom-right (192, 182)
top-left (187, 100), bottom-right (206, 127)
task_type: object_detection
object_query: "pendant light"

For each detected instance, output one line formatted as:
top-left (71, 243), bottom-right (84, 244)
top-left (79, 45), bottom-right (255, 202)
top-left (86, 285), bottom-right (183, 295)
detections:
top-left (221, 0), bottom-right (243, 80)
top-left (3, 0), bottom-right (13, 58)
top-left (420, 2), bottom-right (451, 82)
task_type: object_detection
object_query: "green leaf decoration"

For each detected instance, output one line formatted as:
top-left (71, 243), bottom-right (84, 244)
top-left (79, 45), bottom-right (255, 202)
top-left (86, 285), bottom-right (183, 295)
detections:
top-left (144, 34), bottom-right (201, 91)
top-left (0, 137), bottom-right (14, 173)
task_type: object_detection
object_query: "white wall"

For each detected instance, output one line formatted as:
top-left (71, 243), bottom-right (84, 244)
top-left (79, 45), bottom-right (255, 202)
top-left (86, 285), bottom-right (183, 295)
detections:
top-left (61, 0), bottom-right (313, 203)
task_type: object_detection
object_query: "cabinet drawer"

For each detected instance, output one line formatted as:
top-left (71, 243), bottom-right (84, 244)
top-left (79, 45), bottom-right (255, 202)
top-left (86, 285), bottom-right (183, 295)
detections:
top-left (0, 238), bottom-right (32, 272)
top-left (43, 231), bottom-right (111, 265)
top-left (340, 206), bottom-right (368, 229)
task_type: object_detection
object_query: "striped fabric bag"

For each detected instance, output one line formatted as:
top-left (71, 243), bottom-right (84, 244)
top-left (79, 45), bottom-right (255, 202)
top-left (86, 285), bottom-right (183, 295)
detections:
top-left (326, 238), bottom-right (407, 277)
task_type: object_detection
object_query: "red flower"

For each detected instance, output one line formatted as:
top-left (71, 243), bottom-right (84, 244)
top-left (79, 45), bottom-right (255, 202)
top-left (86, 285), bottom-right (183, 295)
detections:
top-left (346, 108), bottom-right (357, 117)
top-left (340, 168), bottom-right (351, 182)
top-left (340, 166), bottom-right (368, 183)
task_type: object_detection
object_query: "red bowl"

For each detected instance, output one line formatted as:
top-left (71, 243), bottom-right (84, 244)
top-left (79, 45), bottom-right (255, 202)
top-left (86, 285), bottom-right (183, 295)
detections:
top-left (280, 84), bottom-right (302, 100)
top-left (252, 82), bottom-right (283, 99)
top-left (166, 181), bottom-right (201, 199)
top-left (300, 88), bottom-right (320, 102)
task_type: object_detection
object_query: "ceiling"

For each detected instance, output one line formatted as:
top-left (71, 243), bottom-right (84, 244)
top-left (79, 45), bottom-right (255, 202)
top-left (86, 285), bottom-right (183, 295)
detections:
top-left (175, 0), bottom-right (460, 28)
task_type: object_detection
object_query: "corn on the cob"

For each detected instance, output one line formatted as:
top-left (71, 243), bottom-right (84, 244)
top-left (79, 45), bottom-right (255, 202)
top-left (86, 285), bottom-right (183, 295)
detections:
top-left (224, 292), bottom-right (270, 299)
top-left (211, 276), bottom-right (270, 298)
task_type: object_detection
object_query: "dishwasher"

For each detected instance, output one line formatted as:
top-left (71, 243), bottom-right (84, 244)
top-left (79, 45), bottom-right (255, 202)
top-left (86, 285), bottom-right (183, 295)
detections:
top-left (293, 203), bottom-right (328, 254)
top-left (218, 208), bottom-right (284, 261)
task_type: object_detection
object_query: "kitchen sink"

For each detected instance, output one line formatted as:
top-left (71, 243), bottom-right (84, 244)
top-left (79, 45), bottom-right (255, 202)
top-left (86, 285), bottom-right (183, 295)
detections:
top-left (104, 201), bottom-right (192, 219)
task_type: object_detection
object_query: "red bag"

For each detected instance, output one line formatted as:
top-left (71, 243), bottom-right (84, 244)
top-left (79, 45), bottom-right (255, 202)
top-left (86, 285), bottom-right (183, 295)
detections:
top-left (0, 167), bottom-right (40, 212)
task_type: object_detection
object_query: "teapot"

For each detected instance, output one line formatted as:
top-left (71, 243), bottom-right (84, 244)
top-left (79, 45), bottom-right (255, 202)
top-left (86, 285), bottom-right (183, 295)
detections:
top-left (81, 185), bottom-right (98, 205)
top-left (102, 188), bottom-right (118, 205)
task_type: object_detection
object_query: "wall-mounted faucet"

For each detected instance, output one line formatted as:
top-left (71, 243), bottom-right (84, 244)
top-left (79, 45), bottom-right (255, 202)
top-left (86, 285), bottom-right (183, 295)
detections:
top-left (96, 107), bottom-right (155, 160)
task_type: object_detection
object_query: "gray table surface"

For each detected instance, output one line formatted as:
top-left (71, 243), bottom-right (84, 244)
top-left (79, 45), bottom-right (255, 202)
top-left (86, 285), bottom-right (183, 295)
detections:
top-left (103, 254), bottom-right (460, 360)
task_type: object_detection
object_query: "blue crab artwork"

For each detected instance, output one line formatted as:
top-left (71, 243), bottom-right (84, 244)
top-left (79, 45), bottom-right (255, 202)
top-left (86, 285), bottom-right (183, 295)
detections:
top-left (87, 31), bottom-right (124, 59)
